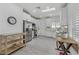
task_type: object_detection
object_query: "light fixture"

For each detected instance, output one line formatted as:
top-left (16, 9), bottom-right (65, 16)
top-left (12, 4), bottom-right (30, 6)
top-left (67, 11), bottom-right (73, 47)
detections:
top-left (42, 8), bottom-right (56, 12)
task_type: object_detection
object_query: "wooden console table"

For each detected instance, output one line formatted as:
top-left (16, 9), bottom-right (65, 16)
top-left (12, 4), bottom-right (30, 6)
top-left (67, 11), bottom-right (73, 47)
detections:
top-left (0, 33), bottom-right (26, 55)
top-left (56, 37), bottom-right (79, 55)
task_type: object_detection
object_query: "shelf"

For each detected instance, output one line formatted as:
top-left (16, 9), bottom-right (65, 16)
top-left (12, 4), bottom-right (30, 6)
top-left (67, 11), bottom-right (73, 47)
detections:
top-left (0, 33), bottom-right (26, 55)
top-left (1, 43), bottom-right (25, 54)
top-left (7, 39), bottom-right (23, 45)
top-left (0, 39), bottom-right (24, 49)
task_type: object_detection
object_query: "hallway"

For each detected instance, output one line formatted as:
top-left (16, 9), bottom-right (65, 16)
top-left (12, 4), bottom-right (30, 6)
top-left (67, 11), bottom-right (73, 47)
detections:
top-left (0, 3), bottom-right (79, 55)
top-left (13, 36), bottom-right (57, 55)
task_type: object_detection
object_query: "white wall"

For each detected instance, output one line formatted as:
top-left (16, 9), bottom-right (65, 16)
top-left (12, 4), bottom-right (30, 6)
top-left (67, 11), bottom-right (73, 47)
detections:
top-left (0, 4), bottom-right (23, 35)
top-left (23, 12), bottom-right (37, 23)
top-left (68, 4), bottom-right (73, 38)
top-left (61, 6), bottom-right (68, 25)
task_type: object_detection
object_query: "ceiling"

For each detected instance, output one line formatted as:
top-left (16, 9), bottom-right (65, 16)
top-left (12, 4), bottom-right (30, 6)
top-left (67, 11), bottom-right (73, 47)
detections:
top-left (15, 3), bottom-right (67, 18)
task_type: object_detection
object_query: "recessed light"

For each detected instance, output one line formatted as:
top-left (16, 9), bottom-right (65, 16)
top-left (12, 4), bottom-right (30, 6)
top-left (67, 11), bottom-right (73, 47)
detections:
top-left (42, 7), bottom-right (56, 12)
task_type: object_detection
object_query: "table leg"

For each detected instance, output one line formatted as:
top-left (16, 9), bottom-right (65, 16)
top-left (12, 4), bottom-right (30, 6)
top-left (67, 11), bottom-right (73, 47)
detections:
top-left (56, 41), bottom-right (71, 55)
top-left (56, 41), bottom-right (65, 50)
top-left (64, 44), bottom-right (72, 55)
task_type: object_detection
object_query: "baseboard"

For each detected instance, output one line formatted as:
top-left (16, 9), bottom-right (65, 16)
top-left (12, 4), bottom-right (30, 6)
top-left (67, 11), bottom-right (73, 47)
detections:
top-left (38, 35), bottom-right (56, 39)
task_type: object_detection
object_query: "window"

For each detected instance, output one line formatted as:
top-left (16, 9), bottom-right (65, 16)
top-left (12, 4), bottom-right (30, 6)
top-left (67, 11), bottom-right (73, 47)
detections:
top-left (72, 16), bottom-right (79, 42)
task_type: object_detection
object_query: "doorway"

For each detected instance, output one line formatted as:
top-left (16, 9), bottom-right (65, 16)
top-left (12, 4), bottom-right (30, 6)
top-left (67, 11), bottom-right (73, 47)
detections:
top-left (23, 20), bottom-right (33, 42)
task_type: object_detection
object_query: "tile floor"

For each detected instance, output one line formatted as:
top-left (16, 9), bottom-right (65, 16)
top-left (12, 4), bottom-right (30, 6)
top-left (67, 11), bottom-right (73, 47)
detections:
top-left (12, 36), bottom-right (77, 55)
top-left (12, 36), bottom-right (58, 55)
